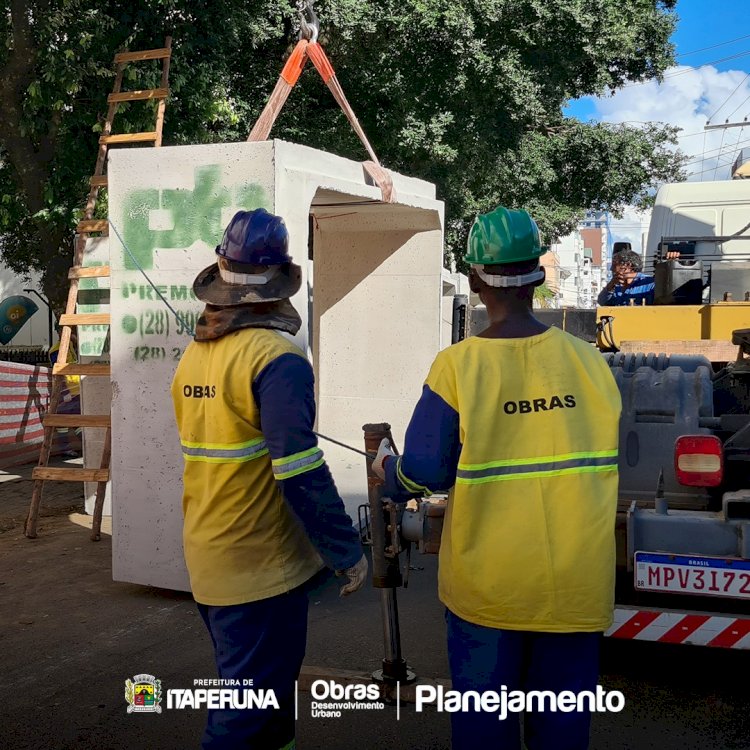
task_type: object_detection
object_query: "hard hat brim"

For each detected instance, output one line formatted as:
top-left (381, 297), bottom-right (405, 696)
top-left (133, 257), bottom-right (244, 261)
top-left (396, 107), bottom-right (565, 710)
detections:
top-left (193, 262), bottom-right (302, 306)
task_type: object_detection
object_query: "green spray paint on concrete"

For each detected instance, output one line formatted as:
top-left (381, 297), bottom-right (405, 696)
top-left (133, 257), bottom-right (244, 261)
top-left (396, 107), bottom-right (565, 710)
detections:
top-left (121, 164), bottom-right (270, 270)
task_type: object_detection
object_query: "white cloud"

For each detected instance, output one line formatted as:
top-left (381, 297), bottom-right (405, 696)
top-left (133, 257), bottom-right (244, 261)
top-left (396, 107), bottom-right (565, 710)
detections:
top-left (594, 65), bottom-right (750, 180)
top-left (585, 65), bottom-right (750, 255)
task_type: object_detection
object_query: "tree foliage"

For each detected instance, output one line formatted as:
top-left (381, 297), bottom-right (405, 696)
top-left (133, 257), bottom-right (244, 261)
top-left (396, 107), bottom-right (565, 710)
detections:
top-left (0, 0), bottom-right (685, 307)
top-left (533, 282), bottom-right (557, 309)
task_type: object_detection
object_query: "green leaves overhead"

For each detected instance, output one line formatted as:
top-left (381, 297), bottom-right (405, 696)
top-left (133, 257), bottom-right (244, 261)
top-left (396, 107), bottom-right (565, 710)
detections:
top-left (0, 0), bottom-right (683, 306)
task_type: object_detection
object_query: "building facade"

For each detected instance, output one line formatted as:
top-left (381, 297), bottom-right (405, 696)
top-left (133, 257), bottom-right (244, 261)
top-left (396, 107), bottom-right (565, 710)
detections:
top-left (547, 212), bottom-right (610, 308)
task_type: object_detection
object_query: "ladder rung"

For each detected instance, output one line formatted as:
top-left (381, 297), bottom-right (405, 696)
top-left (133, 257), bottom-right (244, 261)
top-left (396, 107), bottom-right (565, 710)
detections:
top-left (44, 414), bottom-right (111, 428)
top-left (58, 313), bottom-right (111, 326)
top-left (42, 414), bottom-right (112, 427)
top-left (68, 265), bottom-right (110, 279)
top-left (90, 175), bottom-right (108, 187)
top-left (100, 131), bottom-right (157, 145)
top-left (114, 48), bottom-right (171, 63)
top-left (77, 219), bottom-right (109, 233)
top-left (108, 87), bottom-right (168, 103)
top-left (53, 363), bottom-right (111, 376)
top-left (33, 467), bottom-right (110, 483)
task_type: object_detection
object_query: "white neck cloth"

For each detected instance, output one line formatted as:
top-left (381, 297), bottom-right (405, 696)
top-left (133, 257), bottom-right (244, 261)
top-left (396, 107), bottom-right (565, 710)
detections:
top-left (219, 266), bottom-right (279, 285)
top-left (472, 264), bottom-right (544, 288)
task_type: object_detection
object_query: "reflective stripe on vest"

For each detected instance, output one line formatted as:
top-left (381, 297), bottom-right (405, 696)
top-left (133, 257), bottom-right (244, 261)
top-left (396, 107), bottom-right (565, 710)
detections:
top-left (272, 447), bottom-right (325, 480)
top-left (181, 437), bottom-right (269, 463)
top-left (456, 449), bottom-right (618, 485)
top-left (396, 457), bottom-right (432, 497)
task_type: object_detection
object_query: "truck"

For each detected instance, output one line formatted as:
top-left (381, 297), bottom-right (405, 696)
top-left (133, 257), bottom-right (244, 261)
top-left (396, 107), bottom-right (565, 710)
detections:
top-left (598, 179), bottom-right (750, 648)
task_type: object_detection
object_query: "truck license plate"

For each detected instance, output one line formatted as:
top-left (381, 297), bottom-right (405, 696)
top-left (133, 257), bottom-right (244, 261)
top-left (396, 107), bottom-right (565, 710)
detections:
top-left (635, 552), bottom-right (750, 600)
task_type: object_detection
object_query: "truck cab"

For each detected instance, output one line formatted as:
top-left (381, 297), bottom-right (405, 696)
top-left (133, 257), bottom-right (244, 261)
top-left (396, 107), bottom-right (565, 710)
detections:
top-left (646, 179), bottom-right (750, 305)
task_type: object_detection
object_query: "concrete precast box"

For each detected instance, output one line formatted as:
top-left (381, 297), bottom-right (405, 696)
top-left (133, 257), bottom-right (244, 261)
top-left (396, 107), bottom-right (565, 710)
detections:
top-left (106, 139), bottom-right (444, 591)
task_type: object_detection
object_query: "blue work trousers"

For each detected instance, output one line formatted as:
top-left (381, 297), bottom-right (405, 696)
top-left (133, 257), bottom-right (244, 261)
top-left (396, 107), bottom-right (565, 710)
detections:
top-left (197, 584), bottom-right (309, 750)
top-left (446, 609), bottom-right (601, 750)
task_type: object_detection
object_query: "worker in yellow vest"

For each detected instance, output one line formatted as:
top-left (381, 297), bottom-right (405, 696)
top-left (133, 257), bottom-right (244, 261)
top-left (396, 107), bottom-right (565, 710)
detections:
top-left (373, 207), bottom-right (622, 750)
top-left (171, 209), bottom-right (367, 750)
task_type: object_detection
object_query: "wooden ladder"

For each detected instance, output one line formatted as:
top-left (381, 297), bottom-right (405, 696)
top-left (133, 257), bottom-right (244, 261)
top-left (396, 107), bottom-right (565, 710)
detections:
top-left (25, 38), bottom-right (172, 541)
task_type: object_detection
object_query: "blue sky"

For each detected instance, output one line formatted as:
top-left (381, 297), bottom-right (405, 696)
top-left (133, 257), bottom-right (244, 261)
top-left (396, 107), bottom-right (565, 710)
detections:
top-left (564, 0), bottom-right (750, 250)
top-left (567, 0), bottom-right (750, 121)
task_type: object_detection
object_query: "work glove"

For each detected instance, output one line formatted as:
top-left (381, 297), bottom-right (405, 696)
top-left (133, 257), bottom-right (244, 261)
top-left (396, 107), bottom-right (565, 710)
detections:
top-left (337, 554), bottom-right (368, 597)
top-left (371, 438), bottom-right (396, 480)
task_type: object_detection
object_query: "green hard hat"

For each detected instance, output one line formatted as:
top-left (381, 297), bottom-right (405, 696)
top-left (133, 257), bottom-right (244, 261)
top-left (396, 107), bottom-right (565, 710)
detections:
top-left (465, 207), bottom-right (546, 265)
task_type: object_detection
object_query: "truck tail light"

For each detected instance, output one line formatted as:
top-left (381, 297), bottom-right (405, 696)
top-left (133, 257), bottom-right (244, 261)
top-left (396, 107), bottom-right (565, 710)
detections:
top-left (674, 435), bottom-right (724, 487)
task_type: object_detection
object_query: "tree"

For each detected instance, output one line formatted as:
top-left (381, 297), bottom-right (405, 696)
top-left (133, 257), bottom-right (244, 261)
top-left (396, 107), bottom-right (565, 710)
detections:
top-left (533, 282), bottom-right (557, 310)
top-left (0, 0), bottom-right (684, 310)
top-left (0, 0), bottom-right (279, 310)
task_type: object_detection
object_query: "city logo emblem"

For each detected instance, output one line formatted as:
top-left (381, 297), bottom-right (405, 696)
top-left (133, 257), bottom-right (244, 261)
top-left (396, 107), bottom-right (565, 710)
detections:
top-left (125, 674), bottom-right (163, 714)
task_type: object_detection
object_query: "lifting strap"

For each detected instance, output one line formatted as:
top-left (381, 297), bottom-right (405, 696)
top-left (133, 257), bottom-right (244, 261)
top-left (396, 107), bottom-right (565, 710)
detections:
top-left (247, 10), bottom-right (395, 204)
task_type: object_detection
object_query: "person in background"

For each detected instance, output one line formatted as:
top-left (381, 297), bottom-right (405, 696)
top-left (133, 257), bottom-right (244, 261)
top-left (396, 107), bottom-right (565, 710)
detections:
top-left (597, 249), bottom-right (655, 306)
top-left (48, 327), bottom-right (82, 455)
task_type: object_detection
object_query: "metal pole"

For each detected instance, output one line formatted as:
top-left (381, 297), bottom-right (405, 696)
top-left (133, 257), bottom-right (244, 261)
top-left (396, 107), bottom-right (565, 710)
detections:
top-left (362, 423), bottom-right (415, 688)
top-left (452, 294), bottom-right (468, 344)
top-left (380, 588), bottom-right (403, 665)
top-left (704, 120), bottom-right (748, 131)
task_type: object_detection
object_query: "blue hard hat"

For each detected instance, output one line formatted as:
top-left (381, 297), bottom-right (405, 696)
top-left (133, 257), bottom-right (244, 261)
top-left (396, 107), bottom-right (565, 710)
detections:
top-left (216, 209), bottom-right (292, 266)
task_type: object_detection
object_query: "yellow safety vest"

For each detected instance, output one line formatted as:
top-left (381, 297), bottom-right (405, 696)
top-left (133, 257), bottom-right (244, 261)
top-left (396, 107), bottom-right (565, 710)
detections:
top-left (171, 328), bottom-right (323, 606)
top-left (426, 327), bottom-right (622, 632)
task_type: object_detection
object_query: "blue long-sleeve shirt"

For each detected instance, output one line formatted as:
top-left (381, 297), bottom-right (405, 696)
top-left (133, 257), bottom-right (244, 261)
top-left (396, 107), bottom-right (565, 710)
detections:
top-left (383, 384), bottom-right (461, 501)
top-left (253, 353), bottom-right (362, 572)
top-left (597, 272), bottom-right (655, 306)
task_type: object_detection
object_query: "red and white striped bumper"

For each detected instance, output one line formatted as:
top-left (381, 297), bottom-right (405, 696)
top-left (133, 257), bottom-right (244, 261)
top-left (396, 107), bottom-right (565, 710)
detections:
top-left (606, 607), bottom-right (750, 648)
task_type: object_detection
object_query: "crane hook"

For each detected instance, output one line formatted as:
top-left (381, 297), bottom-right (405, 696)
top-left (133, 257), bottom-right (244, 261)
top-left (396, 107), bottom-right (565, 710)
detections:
top-left (298, 0), bottom-right (319, 43)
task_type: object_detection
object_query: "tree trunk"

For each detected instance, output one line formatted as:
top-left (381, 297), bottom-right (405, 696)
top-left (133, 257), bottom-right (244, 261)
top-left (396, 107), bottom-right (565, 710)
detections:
top-left (33, 220), bottom-right (71, 316)
top-left (0, 2), bottom-right (68, 317)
